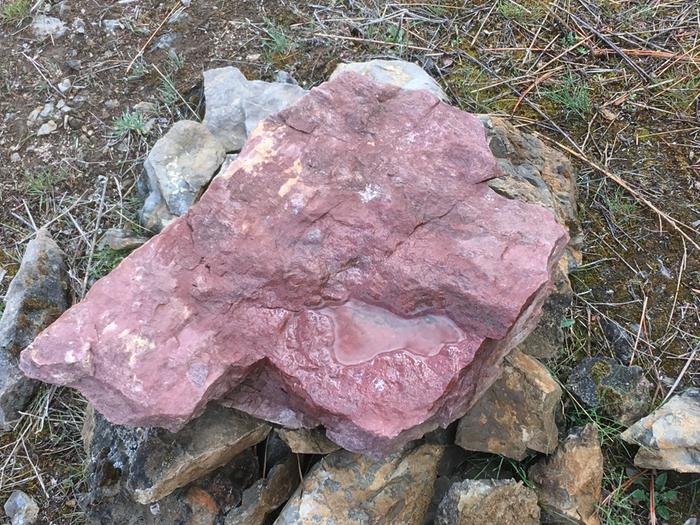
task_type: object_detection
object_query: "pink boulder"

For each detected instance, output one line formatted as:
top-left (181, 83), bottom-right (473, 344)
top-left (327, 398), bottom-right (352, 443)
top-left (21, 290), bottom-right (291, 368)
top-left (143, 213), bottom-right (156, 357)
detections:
top-left (20, 73), bottom-right (568, 455)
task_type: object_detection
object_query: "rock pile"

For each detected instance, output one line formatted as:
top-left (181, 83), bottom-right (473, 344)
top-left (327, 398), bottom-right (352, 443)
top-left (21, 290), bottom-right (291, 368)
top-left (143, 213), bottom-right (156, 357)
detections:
top-left (20, 69), bottom-right (569, 455)
top-left (9, 59), bottom-right (692, 525)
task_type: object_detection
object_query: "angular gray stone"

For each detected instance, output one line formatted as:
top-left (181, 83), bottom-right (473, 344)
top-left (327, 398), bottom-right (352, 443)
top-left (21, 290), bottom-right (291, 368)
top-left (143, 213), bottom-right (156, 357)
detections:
top-left (97, 228), bottom-right (149, 252)
top-left (621, 388), bottom-right (700, 473)
top-left (275, 444), bottom-right (443, 524)
top-left (82, 404), bottom-right (270, 507)
top-left (225, 456), bottom-right (299, 525)
top-left (530, 424), bottom-right (603, 525)
top-left (31, 15), bottom-right (67, 39)
top-left (140, 120), bottom-right (226, 232)
top-left (567, 357), bottom-right (652, 426)
top-left (330, 59), bottom-right (447, 101)
top-left (456, 349), bottom-right (561, 460)
top-left (4, 490), bottom-right (39, 525)
top-left (0, 229), bottom-right (69, 428)
top-left (435, 479), bottom-right (539, 525)
top-left (276, 428), bottom-right (340, 455)
top-left (202, 67), bottom-right (306, 152)
top-left (36, 120), bottom-right (57, 136)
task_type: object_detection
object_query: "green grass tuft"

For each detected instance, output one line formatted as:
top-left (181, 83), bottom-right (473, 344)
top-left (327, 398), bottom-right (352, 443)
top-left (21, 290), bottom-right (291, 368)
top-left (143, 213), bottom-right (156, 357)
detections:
top-left (1, 0), bottom-right (31, 25)
top-left (543, 72), bottom-right (591, 120)
top-left (111, 110), bottom-right (148, 139)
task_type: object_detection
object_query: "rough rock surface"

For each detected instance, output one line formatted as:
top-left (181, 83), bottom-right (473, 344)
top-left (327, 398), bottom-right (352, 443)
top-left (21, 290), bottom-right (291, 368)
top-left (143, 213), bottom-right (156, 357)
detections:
top-left (31, 15), bottom-right (67, 40)
top-left (4, 490), bottom-right (40, 525)
top-left (275, 444), bottom-right (443, 524)
top-left (202, 67), bottom-right (306, 152)
top-left (82, 404), bottom-right (269, 508)
top-left (435, 479), bottom-right (539, 525)
top-left (276, 428), bottom-right (340, 455)
top-left (225, 456), bottom-right (299, 525)
top-left (567, 357), bottom-right (652, 426)
top-left (140, 120), bottom-right (225, 232)
top-left (455, 349), bottom-right (561, 460)
top-left (530, 424), bottom-right (604, 525)
top-left (0, 229), bottom-right (69, 428)
top-left (21, 73), bottom-right (568, 454)
top-left (481, 115), bottom-right (580, 359)
top-left (331, 59), bottom-right (447, 101)
top-left (621, 388), bottom-right (700, 473)
top-left (98, 228), bottom-right (149, 252)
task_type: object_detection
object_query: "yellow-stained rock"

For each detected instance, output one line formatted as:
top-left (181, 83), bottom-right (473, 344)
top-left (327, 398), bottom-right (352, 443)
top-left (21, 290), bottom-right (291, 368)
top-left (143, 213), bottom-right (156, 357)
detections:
top-left (275, 443), bottom-right (444, 524)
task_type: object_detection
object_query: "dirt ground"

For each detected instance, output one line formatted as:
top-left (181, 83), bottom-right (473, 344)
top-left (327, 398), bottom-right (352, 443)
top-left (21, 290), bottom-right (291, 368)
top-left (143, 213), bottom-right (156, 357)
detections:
top-left (0, 0), bottom-right (698, 523)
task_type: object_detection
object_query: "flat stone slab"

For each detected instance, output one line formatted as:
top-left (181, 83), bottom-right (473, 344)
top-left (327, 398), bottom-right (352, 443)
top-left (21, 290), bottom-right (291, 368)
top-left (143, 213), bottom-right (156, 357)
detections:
top-left (20, 72), bottom-right (567, 454)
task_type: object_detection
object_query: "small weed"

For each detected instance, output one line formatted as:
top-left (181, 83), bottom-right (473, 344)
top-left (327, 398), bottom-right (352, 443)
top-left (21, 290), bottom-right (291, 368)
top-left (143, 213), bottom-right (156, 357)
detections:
top-left (604, 187), bottom-right (640, 226)
top-left (1, 0), bottom-right (31, 25)
top-left (165, 49), bottom-right (184, 73)
top-left (111, 110), bottom-right (148, 139)
top-left (542, 72), bottom-right (591, 120)
top-left (127, 57), bottom-right (149, 81)
top-left (262, 18), bottom-right (292, 56)
top-left (598, 469), bottom-right (638, 525)
top-left (561, 32), bottom-right (589, 55)
top-left (497, 1), bottom-right (527, 20)
top-left (630, 472), bottom-right (679, 521)
top-left (385, 24), bottom-right (408, 45)
top-left (89, 248), bottom-right (129, 281)
top-left (24, 168), bottom-right (67, 197)
top-left (158, 74), bottom-right (180, 107)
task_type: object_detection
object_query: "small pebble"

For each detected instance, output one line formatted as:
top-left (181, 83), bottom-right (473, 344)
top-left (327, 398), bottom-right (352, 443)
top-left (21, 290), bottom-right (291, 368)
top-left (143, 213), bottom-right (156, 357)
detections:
top-left (3, 490), bottom-right (39, 525)
top-left (37, 120), bottom-right (58, 136)
top-left (57, 78), bottom-right (72, 94)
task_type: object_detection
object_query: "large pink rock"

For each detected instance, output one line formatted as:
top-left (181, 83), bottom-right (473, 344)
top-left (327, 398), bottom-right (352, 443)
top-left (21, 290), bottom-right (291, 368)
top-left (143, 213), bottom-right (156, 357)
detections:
top-left (20, 73), bottom-right (568, 454)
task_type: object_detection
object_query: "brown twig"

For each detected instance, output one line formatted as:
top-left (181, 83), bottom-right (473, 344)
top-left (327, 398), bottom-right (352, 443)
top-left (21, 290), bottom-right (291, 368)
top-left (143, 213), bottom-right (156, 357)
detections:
top-left (126, 3), bottom-right (181, 74)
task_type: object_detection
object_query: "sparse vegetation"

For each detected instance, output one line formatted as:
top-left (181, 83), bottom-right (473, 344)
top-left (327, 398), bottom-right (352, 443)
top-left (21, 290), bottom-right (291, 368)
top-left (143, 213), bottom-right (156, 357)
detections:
top-left (110, 110), bottom-right (148, 139)
top-left (262, 18), bottom-right (293, 56)
top-left (542, 72), bottom-right (591, 120)
top-left (1, 0), bottom-right (31, 25)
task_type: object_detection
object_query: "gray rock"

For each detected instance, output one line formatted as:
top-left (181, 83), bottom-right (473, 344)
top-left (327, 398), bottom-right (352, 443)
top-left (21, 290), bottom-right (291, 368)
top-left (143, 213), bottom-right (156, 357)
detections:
top-left (102, 19), bottom-right (124, 32)
top-left (276, 428), bottom-right (340, 455)
top-left (0, 229), bottom-right (69, 428)
top-left (567, 357), bottom-right (652, 426)
top-left (202, 67), bottom-right (306, 152)
top-left (275, 444), bottom-right (443, 524)
top-left (39, 103), bottom-right (54, 118)
top-left (274, 70), bottom-right (298, 85)
top-left (31, 15), bottom-right (67, 39)
top-left (435, 479), bottom-right (539, 525)
top-left (621, 388), bottom-right (700, 473)
top-left (82, 404), bottom-right (270, 506)
top-left (36, 121), bottom-right (57, 136)
top-left (530, 425), bottom-right (603, 525)
top-left (83, 427), bottom-right (259, 525)
top-left (57, 78), bottom-right (72, 94)
top-left (4, 490), bottom-right (39, 525)
top-left (140, 120), bottom-right (225, 232)
top-left (97, 228), bottom-right (148, 251)
top-left (456, 349), bottom-right (561, 460)
top-left (0, 352), bottom-right (35, 431)
top-left (71, 18), bottom-right (85, 34)
top-left (225, 456), bottom-right (299, 525)
top-left (330, 59), bottom-right (447, 101)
